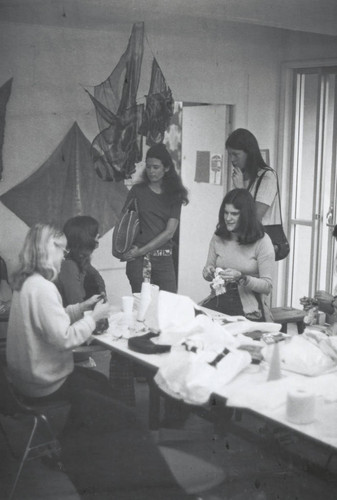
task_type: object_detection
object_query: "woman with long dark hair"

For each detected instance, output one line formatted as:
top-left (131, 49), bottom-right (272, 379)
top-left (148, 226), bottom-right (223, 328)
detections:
top-left (226, 128), bottom-right (277, 224)
top-left (120, 144), bottom-right (190, 424)
top-left (57, 215), bottom-right (106, 306)
top-left (122, 143), bottom-right (189, 293)
top-left (202, 188), bottom-right (274, 321)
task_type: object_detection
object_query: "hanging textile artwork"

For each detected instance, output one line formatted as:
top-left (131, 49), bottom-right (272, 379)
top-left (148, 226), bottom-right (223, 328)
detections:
top-left (86, 22), bottom-right (175, 181)
top-left (0, 122), bottom-right (128, 235)
top-left (0, 78), bottom-right (13, 180)
top-left (86, 22), bottom-right (145, 182)
top-left (139, 57), bottom-right (174, 146)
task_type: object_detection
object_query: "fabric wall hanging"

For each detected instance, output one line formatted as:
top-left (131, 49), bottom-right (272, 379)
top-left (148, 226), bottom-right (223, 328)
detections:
top-left (0, 122), bottom-right (128, 235)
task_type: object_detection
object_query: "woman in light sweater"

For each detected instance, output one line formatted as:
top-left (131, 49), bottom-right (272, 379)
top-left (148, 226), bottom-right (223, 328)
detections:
top-left (202, 189), bottom-right (274, 321)
top-left (6, 223), bottom-right (191, 499)
top-left (6, 223), bottom-right (111, 398)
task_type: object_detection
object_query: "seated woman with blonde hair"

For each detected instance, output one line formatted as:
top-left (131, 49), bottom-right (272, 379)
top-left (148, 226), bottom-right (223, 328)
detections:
top-left (6, 223), bottom-right (191, 499)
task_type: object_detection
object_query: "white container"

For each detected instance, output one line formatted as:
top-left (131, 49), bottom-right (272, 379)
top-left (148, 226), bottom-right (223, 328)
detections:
top-left (137, 282), bottom-right (152, 321)
top-left (122, 296), bottom-right (134, 315)
top-left (286, 387), bottom-right (316, 424)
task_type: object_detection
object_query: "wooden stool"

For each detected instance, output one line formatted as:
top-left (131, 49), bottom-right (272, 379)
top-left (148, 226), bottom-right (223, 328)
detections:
top-left (271, 307), bottom-right (306, 334)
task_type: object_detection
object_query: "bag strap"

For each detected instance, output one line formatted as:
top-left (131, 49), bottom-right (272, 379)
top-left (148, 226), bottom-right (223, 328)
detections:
top-left (253, 168), bottom-right (284, 226)
top-left (123, 196), bottom-right (138, 214)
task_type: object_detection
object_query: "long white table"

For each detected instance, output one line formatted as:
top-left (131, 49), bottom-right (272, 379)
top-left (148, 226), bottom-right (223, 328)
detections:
top-left (94, 330), bottom-right (337, 454)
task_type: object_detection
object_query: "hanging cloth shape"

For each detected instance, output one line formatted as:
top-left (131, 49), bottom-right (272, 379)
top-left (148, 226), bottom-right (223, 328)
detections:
top-left (139, 58), bottom-right (174, 146)
top-left (87, 22), bottom-right (145, 181)
top-left (0, 122), bottom-right (128, 235)
top-left (87, 93), bottom-right (144, 181)
top-left (0, 78), bottom-right (13, 180)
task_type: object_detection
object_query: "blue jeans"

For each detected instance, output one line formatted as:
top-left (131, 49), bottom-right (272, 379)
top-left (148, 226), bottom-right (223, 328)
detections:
top-left (126, 255), bottom-right (177, 293)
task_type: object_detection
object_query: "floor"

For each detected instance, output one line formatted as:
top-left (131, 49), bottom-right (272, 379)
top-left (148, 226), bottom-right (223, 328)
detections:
top-left (1, 337), bottom-right (337, 500)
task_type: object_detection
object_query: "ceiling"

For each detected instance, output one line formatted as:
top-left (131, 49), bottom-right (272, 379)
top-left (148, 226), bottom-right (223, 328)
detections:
top-left (0, 0), bottom-right (337, 37)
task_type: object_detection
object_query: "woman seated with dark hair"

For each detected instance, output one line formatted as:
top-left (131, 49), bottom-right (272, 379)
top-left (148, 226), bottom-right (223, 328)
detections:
top-left (202, 188), bottom-right (275, 322)
top-left (56, 215), bottom-right (109, 366)
top-left (57, 215), bottom-right (106, 307)
top-left (57, 215), bottom-right (136, 405)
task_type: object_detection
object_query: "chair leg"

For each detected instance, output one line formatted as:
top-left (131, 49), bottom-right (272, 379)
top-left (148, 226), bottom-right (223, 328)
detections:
top-left (8, 415), bottom-right (39, 500)
top-left (8, 413), bottom-right (62, 500)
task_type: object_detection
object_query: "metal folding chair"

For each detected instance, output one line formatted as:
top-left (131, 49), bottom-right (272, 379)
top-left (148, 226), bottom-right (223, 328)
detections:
top-left (0, 360), bottom-right (69, 499)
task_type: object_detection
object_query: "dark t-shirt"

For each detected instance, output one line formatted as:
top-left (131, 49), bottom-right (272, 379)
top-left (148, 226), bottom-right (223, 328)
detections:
top-left (125, 183), bottom-right (182, 249)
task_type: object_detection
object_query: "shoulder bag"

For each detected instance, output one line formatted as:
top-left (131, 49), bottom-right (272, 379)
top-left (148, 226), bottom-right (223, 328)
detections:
top-left (112, 197), bottom-right (140, 260)
top-left (254, 169), bottom-right (290, 261)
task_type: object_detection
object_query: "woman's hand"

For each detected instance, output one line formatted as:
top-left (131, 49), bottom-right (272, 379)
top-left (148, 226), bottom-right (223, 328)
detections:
top-left (314, 290), bottom-right (335, 314)
top-left (91, 300), bottom-right (113, 322)
top-left (122, 245), bottom-right (141, 261)
top-left (82, 294), bottom-right (103, 311)
top-left (232, 166), bottom-right (244, 188)
top-left (203, 265), bottom-right (215, 281)
top-left (218, 268), bottom-right (242, 281)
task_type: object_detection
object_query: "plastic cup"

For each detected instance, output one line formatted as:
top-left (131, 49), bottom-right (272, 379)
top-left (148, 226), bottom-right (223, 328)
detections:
top-left (122, 296), bottom-right (134, 315)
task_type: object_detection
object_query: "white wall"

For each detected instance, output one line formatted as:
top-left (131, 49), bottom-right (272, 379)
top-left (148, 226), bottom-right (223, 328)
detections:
top-left (0, 18), bottom-right (337, 301)
top-left (178, 105), bottom-right (229, 303)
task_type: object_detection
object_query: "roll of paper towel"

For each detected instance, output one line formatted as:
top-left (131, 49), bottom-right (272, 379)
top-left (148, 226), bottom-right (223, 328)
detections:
top-left (286, 387), bottom-right (316, 424)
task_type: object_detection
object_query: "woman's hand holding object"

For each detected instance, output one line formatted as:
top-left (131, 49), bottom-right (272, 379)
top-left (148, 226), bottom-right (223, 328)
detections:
top-left (314, 290), bottom-right (335, 314)
top-left (232, 167), bottom-right (244, 188)
top-left (203, 265), bottom-right (215, 281)
top-left (218, 268), bottom-right (242, 281)
top-left (92, 300), bottom-right (113, 322)
top-left (83, 294), bottom-right (102, 311)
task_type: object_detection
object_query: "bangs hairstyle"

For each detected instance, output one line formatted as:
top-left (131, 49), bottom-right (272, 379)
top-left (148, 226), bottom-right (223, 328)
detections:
top-left (12, 224), bottom-right (64, 291)
top-left (63, 216), bottom-right (99, 271)
top-left (141, 143), bottom-right (189, 205)
top-left (215, 188), bottom-right (265, 244)
top-left (225, 128), bottom-right (269, 181)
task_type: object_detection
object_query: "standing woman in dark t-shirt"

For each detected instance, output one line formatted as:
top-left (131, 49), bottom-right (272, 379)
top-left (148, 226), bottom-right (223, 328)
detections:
top-left (122, 143), bottom-right (189, 293)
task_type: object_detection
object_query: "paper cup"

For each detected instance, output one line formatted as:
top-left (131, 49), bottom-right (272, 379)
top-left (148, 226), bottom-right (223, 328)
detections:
top-left (122, 296), bottom-right (134, 315)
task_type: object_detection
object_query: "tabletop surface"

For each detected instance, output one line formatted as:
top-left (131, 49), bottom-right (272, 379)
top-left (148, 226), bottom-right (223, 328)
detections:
top-left (95, 325), bottom-right (337, 451)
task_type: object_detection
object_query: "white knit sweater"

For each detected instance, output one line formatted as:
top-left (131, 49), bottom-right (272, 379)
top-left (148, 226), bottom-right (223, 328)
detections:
top-left (6, 273), bottom-right (96, 397)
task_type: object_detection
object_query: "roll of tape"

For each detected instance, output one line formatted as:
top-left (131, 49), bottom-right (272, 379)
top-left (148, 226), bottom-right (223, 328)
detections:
top-left (286, 387), bottom-right (316, 424)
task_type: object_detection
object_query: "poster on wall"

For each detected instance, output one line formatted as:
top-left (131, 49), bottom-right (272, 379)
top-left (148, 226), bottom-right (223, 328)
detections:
top-left (195, 150), bottom-right (223, 184)
top-left (210, 154), bottom-right (223, 185)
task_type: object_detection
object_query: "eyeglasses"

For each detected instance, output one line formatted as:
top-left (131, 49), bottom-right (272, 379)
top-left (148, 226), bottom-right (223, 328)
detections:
top-left (54, 242), bottom-right (70, 257)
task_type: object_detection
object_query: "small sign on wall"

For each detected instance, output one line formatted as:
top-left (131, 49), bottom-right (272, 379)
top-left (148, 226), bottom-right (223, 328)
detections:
top-left (195, 150), bottom-right (223, 185)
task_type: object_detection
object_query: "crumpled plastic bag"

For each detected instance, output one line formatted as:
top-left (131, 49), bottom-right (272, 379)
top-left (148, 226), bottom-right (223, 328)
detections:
top-left (154, 290), bottom-right (281, 346)
top-left (304, 328), bottom-right (337, 363)
top-left (154, 345), bottom-right (251, 405)
top-left (262, 335), bottom-right (336, 376)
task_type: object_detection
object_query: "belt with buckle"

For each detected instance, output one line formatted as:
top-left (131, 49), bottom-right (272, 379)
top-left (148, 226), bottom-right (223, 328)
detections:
top-left (149, 249), bottom-right (172, 257)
